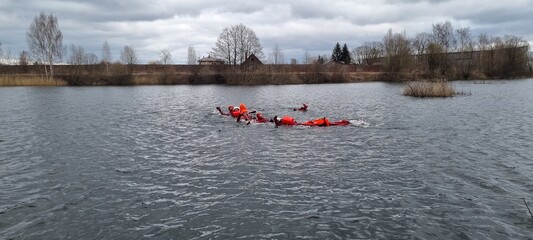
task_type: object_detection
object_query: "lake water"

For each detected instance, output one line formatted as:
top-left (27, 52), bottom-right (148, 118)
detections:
top-left (1, 80), bottom-right (533, 239)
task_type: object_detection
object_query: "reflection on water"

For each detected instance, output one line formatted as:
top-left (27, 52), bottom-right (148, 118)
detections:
top-left (1, 80), bottom-right (533, 239)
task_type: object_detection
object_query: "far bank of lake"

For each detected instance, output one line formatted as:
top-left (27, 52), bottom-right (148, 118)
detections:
top-left (1, 64), bottom-right (531, 86)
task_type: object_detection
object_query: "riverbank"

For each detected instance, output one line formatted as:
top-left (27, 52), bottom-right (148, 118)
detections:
top-left (0, 72), bottom-right (383, 86)
top-left (0, 75), bottom-right (67, 86)
top-left (1, 63), bottom-right (530, 86)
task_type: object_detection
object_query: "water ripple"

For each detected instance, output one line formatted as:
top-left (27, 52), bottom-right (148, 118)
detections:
top-left (1, 81), bottom-right (533, 239)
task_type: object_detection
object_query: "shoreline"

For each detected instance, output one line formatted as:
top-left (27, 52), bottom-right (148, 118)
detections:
top-left (0, 72), bottom-right (383, 86)
top-left (1, 72), bottom-right (531, 87)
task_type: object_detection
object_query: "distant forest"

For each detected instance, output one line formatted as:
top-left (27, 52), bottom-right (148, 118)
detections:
top-left (1, 13), bottom-right (532, 85)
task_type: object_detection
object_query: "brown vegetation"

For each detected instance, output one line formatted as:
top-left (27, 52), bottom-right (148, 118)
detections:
top-left (403, 81), bottom-right (457, 98)
top-left (0, 75), bottom-right (66, 86)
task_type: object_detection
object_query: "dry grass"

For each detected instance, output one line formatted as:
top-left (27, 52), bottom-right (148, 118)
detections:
top-left (132, 73), bottom-right (190, 85)
top-left (132, 74), bottom-right (165, 85)
top-left (403, 81), bottom-right (457, 97)
top-left (0, 75), bottom-right (67, 86)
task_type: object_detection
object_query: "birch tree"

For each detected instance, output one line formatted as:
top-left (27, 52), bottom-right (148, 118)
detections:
top-left (187, 46), bottom-right (197, 65)
top-left (101, 41), bottom-right (111, 77)
top-left (26, 12), bottom-right (63, 78)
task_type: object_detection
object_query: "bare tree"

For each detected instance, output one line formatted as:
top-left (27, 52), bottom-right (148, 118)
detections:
top-left (382, 29), bottom-right (412, 73)
top-left (120, 45), bottom-right (138, 65)
top-left (158, 48), bottom-right (172, 65)
top-left (358, 41), bottom-right (383, 65)
top-left (69, 44), bottom-right (99, 76)
top-left (211, 23), bottom-right (263, 65)
top-left (187, 46), bottom-right (197, 65)
top-left (351, 46), bottom-right (364, 65)
top-left (477, 33), bottom-right (490, 51)
top-left (431, 21), bottom-right (455, 75)
top-left (269, 43), bottom-right (285, 64)
top-left (100, 41), bottom-right (112, 78)
top-left (302, 49), bottom-right (313, 64)
top-left (26, 12), bottom-right (63, 78)
top-left (4, 48), bottom-right (14, 64)
top-left (477, 33), bottom-right (490, 73)
top-left (101, 41), bottom-right (112, 64)
top-left (499, 35), bottom-right (529, 76)
top-left (69, 44), bottom-right (87, 65)
top-left (432, 21), bottom-right (456, 53)
top-left (0, 42), bottom-right (3, 64)
top-left (0, 42), bottom-right (13, 65)
top-left (485, 36), bottom-right (502, 76)
top-left (412, 33), bottom-right (431, 56)
top-left (426, 42), bottom-right (445, 76)
top-left (19, 51), bottom-right (30, 66)
top-left (86, 53), bottom-right (98, 64)
top-left (527, 49), bottom-right (533, 73)
top-left (456, 27), bottom-right (476, 79)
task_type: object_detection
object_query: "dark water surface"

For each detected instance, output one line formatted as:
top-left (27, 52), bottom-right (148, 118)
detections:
top-left (1, 80), bottom-right (533, 239)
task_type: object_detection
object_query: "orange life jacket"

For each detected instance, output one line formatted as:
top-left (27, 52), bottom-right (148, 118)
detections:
top-left (281, 116), bottom-right (297, 125)
top-left (231, 110), bottom-right (241, 118)
top-left (239, 104), bottom-right (248, 114)
top-left (304, 118), bottom-right (330, 126)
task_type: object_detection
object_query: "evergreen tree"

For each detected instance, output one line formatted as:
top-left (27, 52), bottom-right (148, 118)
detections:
top-left (341, 43), bottom-right (351, 64)
top-left (331, 42), bottom-right (342, 62)
top-left (317, 55), bottom-right (325, 64)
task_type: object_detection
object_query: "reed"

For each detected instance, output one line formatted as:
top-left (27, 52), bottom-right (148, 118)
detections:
top-left (0, 75), bottom-right (67, 86)
top-left (132, 73), bottom-right (190, 85)
top-left (403, 81), bottom-right (457, 97)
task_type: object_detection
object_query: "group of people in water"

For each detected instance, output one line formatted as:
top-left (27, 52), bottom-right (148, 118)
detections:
top-left (216, 103), bottom-right (350, 127)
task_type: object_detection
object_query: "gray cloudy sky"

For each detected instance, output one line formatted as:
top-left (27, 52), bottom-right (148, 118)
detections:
top-left (1, 0), bottom-right (532, 63)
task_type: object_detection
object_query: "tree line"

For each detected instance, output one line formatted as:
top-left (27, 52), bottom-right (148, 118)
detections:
top-left (2, 13), bottom-right (532, 81)
top-left (351, 21), bottom-right (531, 79)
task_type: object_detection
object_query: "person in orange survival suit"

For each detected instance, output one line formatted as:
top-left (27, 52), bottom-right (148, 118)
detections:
top-left (217, 105), bottom-right (238, 117)
top-left (274, 116), bottom-right (350, 127)
top-left (302, 117), bottom-right (330, 126)
top-left (273, 116), bottom-right (298, 126)
top-left (254, 112), bottom-right (269, 123)
top-left (237, 112), bottom-right (270, 124)
top-left (236, 103), bottom-right (253, 121)
top-left (302, 118), bottom-right (350, 126)
top-left (293, 103), bottom-right (308, 112)
top-left (216, 105), bottom-right (246, 118)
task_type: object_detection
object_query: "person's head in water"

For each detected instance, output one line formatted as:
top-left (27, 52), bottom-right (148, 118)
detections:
top-left (294, 103), bottom-right (308, 111)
